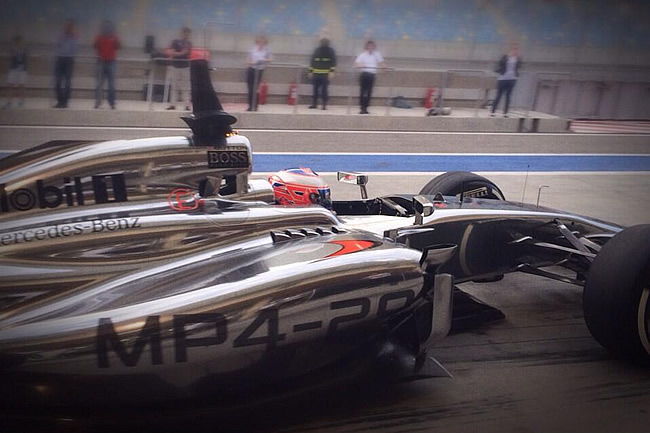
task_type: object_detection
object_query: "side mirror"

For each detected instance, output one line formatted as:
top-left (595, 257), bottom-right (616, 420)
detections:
top-left (337, 171), bottom-right (369, 199)
top-left (413, 195), bottom-right (434, 225)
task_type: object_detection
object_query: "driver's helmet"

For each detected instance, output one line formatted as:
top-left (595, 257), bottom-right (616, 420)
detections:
top-left (269, 168), bottom-right (332, 209)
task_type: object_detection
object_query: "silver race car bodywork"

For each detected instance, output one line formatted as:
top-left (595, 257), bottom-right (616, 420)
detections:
top-left (0, 61), bottom-right (646, 409)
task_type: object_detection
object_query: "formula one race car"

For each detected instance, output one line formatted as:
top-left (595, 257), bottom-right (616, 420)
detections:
top-left (1, 61), bottom-right (648, 413)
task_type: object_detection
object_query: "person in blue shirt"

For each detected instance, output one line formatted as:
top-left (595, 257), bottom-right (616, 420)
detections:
top-left (54, 19), bottom-right (78, 108)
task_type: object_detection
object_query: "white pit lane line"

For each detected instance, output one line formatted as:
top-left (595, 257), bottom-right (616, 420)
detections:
top-left (0, 125), bottom-right (649, 137)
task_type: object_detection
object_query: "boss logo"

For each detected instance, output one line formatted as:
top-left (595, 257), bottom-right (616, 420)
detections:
top-left (0, 174), bottom-right (128, 213)
top-left (207, 150), bottom-right (249, 169)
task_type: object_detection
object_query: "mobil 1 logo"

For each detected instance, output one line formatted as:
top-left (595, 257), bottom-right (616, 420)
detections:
top-left (0, 173), bottom-right (128, 213)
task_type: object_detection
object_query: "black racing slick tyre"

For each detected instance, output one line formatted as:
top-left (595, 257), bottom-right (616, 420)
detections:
top-left (583, 224), bottom-right (650, 365)
top-left (420, 172), bottom-right (506, 283)
top-left (419, 171), bottom-right (506, 200)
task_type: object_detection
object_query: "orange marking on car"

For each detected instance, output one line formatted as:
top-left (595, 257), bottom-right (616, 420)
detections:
top-left (327, 240), bottom-right (376, 257)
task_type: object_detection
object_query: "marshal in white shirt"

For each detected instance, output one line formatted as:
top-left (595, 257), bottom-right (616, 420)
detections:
top-left (248, 46), bottom-right (272, 70)
top-left (354, 51), bottom-right (385, 74)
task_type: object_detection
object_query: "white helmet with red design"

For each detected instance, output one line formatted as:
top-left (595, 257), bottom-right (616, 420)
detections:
top-left (268, 168), bottom-right (332, 209)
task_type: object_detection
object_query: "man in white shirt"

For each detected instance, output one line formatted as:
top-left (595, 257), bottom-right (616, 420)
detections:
top-left (246, 35), bottom-right (272, 111)
top-left (354, 41), bottom-right (385, 114)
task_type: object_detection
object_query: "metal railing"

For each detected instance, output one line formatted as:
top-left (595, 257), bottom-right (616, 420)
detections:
top-left (144, 61), bottom-right (496, 117)
top-left (345, 66), bottom-right (397, 116)
top-left (530, 71), bottom-right (573, 118)
top-left (145, 59), bottom-right (307, 113)
top-left (146, 57), bottom-right (194, 111)
top-left (251, 62), bottom-right (305, 114)
top-left (439, 69), bottom-right (489, 117)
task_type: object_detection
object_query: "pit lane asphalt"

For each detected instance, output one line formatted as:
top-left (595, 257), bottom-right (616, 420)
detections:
top-left (2, 126), bottom-right (650, 432)
top-left (1, 125), bottom-right (650, 153)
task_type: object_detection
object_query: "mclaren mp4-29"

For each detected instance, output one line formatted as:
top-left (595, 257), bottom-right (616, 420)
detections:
top-left (0, 61), bottom-right (648, 411)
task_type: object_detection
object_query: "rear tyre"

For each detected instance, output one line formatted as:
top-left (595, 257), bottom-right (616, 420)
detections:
top-left (583, 224), bottom-right (650, 365)
top-left (419, 171), bottom-right (505, 200)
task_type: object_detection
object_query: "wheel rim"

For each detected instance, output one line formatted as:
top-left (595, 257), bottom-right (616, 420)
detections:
top-left (638, 286), bottom-right (650, 356)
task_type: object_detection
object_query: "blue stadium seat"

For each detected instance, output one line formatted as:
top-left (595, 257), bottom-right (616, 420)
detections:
top-left (1, 0), bottom-right (647, 48)
top-left (4, 0), bottom-right (133, 30)
top-left (338, 0), bottom-right (501, 43)
top-left (146, 0), bottom-right (323, 36)
top-left (498, 0), bottom-right (648, 48)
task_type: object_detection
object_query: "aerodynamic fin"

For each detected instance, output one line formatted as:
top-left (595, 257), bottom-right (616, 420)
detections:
top-left (182, 59), bottom-right (237, 146)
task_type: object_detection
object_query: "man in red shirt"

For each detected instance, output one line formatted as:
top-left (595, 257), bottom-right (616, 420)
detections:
top-left (93, 20), bottom-right (121, 109)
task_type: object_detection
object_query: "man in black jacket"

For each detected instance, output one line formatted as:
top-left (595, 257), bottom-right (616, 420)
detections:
top-left (308, 37), bottom-right (336, 110)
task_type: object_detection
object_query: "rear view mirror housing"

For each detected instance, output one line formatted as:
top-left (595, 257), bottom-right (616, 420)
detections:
top-left (413, 195), bottom-right (434, 225)
top-left (337, 171), bottom-right (369, 199)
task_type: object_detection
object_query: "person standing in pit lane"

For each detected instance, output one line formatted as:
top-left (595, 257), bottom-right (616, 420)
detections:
top-left (53, 19), bottom-right (77, 109)
top-left (166, 27), bottom-right (192, 111)
top-left (93, 20), bottom-right (121, 109)
top-left (246, 35), bottom-right (272, 112)
top-left (354, 40), bottom-right (385, 114)
top-left (2, 35), bottom-right (28, 109)
top-left (308, 36), bottom-right (337, 110)
top-left (491, 43), bottom-right (523, 118)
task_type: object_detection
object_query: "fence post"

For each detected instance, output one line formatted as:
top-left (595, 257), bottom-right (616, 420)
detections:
top-left (252, 67), bottom-right (260, 111)
top-left (573, 79), bottom-right (584, 118)
top-left (346, 66), bottom-right (355, 115)
top-left (436, 71), bottom-right (449, 109)
top-left (473, 71), bottom-right (485, 117)
top-left (613, 81), bottom-right (623, 120)
top-left (162, 65), bottom-right (171, 108)
top-left (385, 68), bottom-right (393, 116)
top-left (294, 65), bottom-right (300, 114)
top-left (147, 59), bottom-right (155, 111)
top-left (525, 72), bottom-right (537, 118)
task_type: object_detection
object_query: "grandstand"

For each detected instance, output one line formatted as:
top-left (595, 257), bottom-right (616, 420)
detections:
top-left (2, 0), bottom-right (648, 50)
top-left (145, 0), bottom-right (324, 36)
top-left (0, 0), bottom-right (649, 119)
top-left (338, 0), bottom-right (500, 43)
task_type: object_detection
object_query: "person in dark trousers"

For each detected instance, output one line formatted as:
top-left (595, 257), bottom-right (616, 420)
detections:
top-left (166, 27), bottom-right (192, 111)
top-left (308, 36), bottom-right (336, 110)
top-left (354, 40), bottom-right (385, 114)
top-left (93, 20), bottom-right (121, 109)
top-left (3, 35), bottom-right (28, 109)
top-left (246, 35), bottom-right (272, 111)
top-left (54, 19), bottom-right (77, 108)
top-left (491, 43), bottom-right (522, 117)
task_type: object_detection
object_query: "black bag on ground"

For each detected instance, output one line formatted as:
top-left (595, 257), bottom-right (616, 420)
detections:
top-left (391, 96), bottom-right (412, 109)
